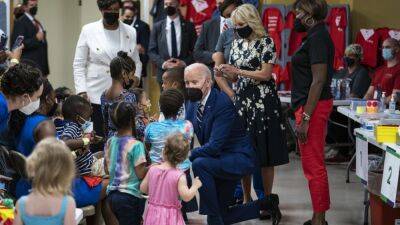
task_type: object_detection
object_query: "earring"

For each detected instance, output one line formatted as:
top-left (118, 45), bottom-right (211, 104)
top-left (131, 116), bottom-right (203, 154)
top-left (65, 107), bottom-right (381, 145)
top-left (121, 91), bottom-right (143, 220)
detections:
top-left (305, 17), bottom-right (315, 27)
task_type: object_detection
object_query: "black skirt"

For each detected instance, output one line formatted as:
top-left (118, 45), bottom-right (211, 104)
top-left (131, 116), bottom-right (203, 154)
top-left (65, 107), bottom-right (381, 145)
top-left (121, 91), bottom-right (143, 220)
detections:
top-left (235, 79), bottom-right (289, 167)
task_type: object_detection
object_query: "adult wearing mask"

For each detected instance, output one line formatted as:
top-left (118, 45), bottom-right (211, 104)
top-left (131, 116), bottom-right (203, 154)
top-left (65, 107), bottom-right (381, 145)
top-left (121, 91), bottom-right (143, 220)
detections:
top-left (0, 63), bottom-right (43, 148)
top-left (326, 44), bottom-right (371, 164)
top-left (290, 0), bottom-right (334, 224)
top-left (185, 63), bottom-right (281, 225)
top-left (73, 0), bottom-right (142, 148)
top-left (121, 1), bottom-right (150, 79)
top-left (148, 0), bottom-right (196, 88)
top-left (11, 0), bottom-right (49, 77)
top-left (334, 44), bottom-right (371, 99)
top-left (216, 4), bottom-right (288, 214)
top-left (194, 0), bottom-right (241, 74)
top-left (364, 38), bottom-right (400, 103)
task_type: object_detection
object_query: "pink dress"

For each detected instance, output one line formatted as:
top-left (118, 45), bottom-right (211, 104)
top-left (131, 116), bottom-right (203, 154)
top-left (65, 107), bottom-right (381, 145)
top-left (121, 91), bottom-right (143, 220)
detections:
top-left (143, 167), bottom-right (186, 225)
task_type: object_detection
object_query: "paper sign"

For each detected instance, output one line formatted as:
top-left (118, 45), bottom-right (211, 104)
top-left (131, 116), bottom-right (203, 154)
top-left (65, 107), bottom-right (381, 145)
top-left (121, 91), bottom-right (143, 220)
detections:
top-left (356, 136), bottom-right (368, 183)
top-left (381, 152), bottom-right (400, 206)
top-left (191, 0), bottom-right (208, 13)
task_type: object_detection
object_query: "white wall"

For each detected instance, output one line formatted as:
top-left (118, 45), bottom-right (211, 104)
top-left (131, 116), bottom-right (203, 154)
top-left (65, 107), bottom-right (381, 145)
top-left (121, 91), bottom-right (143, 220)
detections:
top-left (31, 0), bottom-right (154, 91)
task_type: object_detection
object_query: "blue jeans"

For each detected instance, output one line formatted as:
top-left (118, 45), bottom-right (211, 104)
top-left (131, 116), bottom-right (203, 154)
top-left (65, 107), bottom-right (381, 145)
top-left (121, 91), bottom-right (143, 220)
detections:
top-left (234, 168), bottom-right (265, 200)
top-left (107, 191), bottom-right (146, 225)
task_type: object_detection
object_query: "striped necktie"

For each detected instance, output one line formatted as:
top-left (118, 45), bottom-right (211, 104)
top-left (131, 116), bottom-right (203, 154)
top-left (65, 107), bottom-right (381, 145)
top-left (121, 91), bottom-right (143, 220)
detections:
top-left (196, 103), bottom-right (204, 125)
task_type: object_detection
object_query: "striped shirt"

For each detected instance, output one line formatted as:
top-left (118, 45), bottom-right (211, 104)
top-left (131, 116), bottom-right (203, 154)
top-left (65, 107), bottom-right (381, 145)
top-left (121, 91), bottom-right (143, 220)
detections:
top-left (61, 121), bottom-right (94, 176)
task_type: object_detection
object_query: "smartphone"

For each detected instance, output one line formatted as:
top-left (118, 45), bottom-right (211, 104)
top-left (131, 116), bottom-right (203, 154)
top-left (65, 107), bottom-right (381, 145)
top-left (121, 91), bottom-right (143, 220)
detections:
top-left (12, 35), bottom-right (24, 50)
top-left (0, 33), bottom-right (7, 51)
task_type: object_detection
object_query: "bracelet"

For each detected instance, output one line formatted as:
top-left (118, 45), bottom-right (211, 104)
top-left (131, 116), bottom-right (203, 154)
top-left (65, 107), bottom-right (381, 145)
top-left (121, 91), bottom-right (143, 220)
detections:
top-left (302, 112), bottom-right (311, 121)
top-left (82, 138), bottom-right (90, 146)
top-left (10, 58), bottom-right (19, 64)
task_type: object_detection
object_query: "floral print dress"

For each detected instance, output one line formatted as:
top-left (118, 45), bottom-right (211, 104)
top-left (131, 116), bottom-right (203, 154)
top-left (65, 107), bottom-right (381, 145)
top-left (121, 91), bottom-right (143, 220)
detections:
top-left (229, 36), bottom-right (289, 167)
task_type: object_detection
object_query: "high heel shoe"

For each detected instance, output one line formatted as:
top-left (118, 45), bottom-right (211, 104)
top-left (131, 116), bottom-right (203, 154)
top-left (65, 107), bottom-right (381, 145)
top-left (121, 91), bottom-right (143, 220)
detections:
top-left (258, 194), bottom-right (282, 225)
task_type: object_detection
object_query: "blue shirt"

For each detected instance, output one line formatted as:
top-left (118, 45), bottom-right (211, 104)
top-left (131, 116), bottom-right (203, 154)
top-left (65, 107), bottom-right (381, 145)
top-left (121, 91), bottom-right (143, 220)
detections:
top-left (61, 121), bottom-right (94, 176)
top-left (16, 114), bottom-right (48, 156)
top-left (144, 119), bottom-right (193, 171)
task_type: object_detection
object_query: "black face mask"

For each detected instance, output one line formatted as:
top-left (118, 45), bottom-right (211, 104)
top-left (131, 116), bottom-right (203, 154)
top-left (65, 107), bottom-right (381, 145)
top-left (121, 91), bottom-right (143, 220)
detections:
top-left (165, 6), bottom-right (177, 16)
top-left (103, 12), bottom-right (120, 25)
top-left (235, 25), bottom-right (253, 39)
top-left (48, 102), bottom-right (58, 117)
top-left (294, 18), bottom-right (307, 32)
top-left (186, 88), bottom-right (203, 102)
top-left (29, 6), bottom-right (38, 16)
top-left (123, 19), bottom-right (133, 25)
top-left (344, 57), bottom-right (356, 68)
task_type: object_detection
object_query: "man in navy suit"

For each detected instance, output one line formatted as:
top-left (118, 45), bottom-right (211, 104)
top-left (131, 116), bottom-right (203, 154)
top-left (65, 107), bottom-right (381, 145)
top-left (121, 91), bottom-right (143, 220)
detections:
top-left (184, 63), bottom-right (281, 225)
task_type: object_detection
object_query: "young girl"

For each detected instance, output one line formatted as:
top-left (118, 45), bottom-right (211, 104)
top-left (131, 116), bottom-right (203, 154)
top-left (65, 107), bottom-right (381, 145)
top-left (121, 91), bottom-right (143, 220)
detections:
top-left (132, 88), bottom-right (152, 141)
top-left (140, 133), bottom-right (202, 225)
top-left (105, 101), bottom-right (148, 225)
top-left (13, 138), bottom-right (76, 225)
top-left (101, 51), bottom-right (137, 140)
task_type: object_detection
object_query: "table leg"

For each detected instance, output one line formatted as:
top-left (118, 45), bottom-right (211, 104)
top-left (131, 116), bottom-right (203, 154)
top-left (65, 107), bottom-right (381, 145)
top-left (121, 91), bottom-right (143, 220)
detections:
top-left (363, 187), bottom-right (370, 225)
top-left (346, 117), bottom-right (356, 183)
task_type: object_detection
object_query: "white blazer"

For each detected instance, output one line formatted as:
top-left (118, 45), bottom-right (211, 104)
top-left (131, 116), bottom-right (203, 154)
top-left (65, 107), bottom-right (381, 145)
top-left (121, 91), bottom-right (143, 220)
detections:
top-left (73, 20), bottom-right (142, 104)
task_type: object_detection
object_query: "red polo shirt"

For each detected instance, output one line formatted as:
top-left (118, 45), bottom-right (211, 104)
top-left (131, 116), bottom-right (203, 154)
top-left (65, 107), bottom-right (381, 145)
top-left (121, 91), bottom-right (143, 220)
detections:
top-left (326, 7), bottom-right (347, 71)
top-left (262, 8), bottom-right (284, 59)
top-left (180, 0), bottom-right (216, 26)
top-left (372, 63), bottom-right (400, 96)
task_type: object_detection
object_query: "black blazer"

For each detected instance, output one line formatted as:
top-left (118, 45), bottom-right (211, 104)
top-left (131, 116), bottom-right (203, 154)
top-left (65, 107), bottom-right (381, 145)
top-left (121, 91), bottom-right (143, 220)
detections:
top-left (150, 0), bottom-right (166, 23)
top-left (148, 17), bottom-right (197, 82)
top-left (132, 18), bottom-right (150, 76)
top-left (194, 17), bottom-right (221, 67)
top-left (11, 14), bottom-right (49, 76)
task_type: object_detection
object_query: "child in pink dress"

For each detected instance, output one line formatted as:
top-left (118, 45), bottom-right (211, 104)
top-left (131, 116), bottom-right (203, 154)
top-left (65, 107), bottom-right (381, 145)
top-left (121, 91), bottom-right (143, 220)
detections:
top-left (140, 133), bottom-right (202, 225)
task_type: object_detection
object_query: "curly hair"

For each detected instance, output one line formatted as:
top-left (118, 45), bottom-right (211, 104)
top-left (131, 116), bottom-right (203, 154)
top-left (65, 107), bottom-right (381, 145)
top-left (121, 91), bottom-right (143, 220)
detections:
top-left (110, 51), bottom-right (136, 80)
top-left (62, 95), bottom-right (91, 121)
top-left (159, 89), bottom-right (184, 119)
top-left (97, 0), bottom-right (122, 10)
top-left (1, 63), bottom-right (43, 98)
top-left (163, 133), bottom-right (190, 167)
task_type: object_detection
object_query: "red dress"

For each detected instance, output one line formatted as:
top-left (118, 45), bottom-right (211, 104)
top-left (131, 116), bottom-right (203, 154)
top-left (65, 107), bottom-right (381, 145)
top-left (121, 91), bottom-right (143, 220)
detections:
top-left (326, 7), bottom-right (347, 71)
top-left (180, 0), bottom-right (216, 27)
top-left (285, 11), bottom-right (306, 56)
top-left (262, 7), bottom-right (284, 59)
top-left (355, 29), bottom-right (379, 68)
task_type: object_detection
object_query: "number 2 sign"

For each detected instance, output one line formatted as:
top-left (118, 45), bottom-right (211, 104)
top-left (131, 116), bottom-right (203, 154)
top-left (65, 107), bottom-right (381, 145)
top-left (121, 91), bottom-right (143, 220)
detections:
top-left (381, 152), bottom-right (400, 206)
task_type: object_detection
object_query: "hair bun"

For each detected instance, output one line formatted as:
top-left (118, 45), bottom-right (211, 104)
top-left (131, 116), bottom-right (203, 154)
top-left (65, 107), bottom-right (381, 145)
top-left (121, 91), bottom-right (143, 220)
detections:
top-left (117, 51), bottom-right (128, 58)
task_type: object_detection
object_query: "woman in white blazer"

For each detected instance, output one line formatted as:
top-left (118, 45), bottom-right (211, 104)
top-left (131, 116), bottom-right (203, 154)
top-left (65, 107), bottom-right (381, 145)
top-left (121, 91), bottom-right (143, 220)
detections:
top-left (73, 0), bottom-right (142, 147)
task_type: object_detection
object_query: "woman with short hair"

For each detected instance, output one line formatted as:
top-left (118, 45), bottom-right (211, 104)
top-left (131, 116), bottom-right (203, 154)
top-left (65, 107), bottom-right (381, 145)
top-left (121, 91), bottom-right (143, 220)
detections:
top-left (291, 0), bottom-right (334, 224)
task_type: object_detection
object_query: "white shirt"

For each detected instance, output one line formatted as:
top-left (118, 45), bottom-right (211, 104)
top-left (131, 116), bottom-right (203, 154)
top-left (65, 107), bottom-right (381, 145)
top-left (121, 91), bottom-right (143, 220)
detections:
top-left (166, 16), bottom-right (181, 57)
top-left (201, 89), bottom-right (211, 110)
top-left (25, 12), bottom-right (44, 32)
top-left (104, 27), bottom-right (121, 55)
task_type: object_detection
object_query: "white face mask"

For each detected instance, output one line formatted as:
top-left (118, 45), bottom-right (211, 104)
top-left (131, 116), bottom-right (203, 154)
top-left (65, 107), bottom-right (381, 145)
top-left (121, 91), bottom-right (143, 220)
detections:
top-left (19, 96), bottom-right (40, 115)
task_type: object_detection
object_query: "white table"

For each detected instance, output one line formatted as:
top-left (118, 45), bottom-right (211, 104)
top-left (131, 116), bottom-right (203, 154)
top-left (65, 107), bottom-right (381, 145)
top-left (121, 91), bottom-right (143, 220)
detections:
top-left (278, 92), bottom-right (352, 106)
top-left (75, 208), bottom-right (83, 225)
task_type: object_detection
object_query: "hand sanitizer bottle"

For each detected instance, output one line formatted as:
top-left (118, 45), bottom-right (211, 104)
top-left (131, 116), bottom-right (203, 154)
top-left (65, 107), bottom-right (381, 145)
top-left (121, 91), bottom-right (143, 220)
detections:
top-left (389, 94), bottom-right (396, 114)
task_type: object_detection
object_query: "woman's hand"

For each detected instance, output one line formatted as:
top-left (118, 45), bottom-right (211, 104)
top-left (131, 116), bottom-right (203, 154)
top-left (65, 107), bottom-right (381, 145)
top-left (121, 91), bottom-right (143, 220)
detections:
top-left (220, 64), bottom-right (239, 76)
top-left (296, 120), bottom-right (309, 144)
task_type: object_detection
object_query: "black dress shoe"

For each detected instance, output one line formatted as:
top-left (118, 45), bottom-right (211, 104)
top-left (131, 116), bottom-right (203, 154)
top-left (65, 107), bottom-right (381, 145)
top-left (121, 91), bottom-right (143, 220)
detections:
top-left (303, 220), bottom-right (328, 225)
top-left (258, 194), bottom-right (281, 225)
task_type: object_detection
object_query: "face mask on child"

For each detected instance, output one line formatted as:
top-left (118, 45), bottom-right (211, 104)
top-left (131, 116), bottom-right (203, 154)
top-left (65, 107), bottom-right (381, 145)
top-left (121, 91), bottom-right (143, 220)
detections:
top-left (78, 116), bottom-right (93, 134)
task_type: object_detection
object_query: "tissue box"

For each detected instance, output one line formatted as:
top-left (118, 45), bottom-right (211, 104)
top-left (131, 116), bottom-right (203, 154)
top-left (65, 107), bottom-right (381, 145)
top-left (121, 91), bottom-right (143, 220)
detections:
top-left (375, 125), bottom-right (398, 143)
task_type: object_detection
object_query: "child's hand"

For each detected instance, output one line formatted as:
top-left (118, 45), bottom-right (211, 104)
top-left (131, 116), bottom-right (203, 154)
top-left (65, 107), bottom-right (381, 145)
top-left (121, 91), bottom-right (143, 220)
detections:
top-left (193, 177), bottom-right (202, 189)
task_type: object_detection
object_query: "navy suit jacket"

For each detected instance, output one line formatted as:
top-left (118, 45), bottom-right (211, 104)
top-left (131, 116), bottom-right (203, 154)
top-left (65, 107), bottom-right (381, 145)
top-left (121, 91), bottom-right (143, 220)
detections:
top-left (186, 88), bottom-right (256, 176)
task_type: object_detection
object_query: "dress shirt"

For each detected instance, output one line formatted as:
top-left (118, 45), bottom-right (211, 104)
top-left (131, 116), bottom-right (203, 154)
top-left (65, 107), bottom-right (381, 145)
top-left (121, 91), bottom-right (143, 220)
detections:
top-left (166, 16), bottom-right (182, 57)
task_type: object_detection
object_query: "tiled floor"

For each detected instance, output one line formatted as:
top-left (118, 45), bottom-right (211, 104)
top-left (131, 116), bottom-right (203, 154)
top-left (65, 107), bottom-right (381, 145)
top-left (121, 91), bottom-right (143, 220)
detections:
top-left (186, 153), bottom-right (365, 225)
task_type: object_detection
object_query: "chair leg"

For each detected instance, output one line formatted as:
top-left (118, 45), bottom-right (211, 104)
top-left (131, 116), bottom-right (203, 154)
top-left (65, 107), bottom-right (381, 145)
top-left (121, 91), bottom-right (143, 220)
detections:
top-left (346, 152), bottom-right (356, 183)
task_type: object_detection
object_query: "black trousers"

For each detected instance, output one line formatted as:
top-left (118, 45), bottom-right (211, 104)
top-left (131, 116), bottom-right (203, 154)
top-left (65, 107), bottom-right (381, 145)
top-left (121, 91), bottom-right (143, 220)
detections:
top-left (91, 104), bottom-right (105, 152)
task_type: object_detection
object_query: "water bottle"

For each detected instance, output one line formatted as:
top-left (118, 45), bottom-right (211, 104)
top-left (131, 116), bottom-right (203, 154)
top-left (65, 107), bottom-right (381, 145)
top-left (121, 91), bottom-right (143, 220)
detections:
top-left (389, 94), bottom-right (396, 114)
top-left (345, 79), bottom-right (351, 99)
top-left (336, 79), bottom-right (342, 100)
top-left (380, 92), bottom-right (386, 112)
top-left (330, 79), bottom-right (336, 98)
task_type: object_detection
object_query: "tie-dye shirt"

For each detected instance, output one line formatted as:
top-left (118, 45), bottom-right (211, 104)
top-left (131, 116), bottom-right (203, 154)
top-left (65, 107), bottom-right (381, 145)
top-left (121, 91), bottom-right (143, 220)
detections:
top-left (144, 119), bottom-right (193, 171)
top-left (105, 136), bottom-right (146, 197)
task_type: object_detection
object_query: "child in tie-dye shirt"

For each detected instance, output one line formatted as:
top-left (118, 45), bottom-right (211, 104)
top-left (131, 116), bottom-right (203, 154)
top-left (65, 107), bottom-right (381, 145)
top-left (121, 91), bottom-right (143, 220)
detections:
top-left (105, 102), bottom-right (148, 225)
